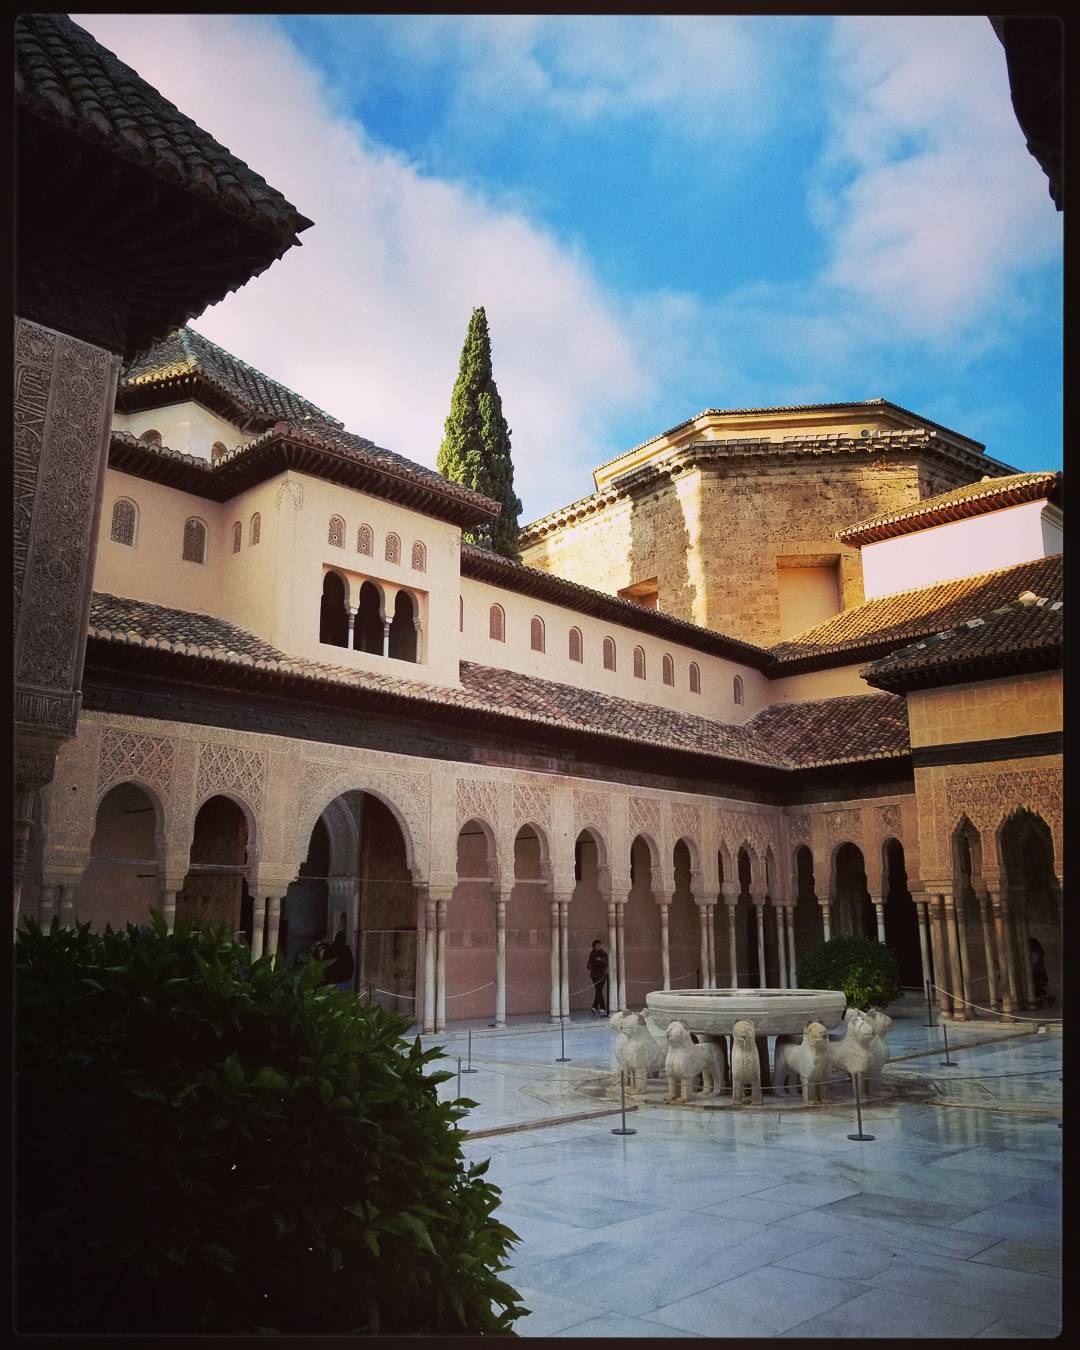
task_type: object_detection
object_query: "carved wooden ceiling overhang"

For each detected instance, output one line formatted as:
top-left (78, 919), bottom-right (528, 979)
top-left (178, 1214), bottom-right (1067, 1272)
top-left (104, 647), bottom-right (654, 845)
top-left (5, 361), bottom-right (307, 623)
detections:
top-left (15, 14), bottom-right (313, 360)
top-left (108, 427), bottom-right (501, 528)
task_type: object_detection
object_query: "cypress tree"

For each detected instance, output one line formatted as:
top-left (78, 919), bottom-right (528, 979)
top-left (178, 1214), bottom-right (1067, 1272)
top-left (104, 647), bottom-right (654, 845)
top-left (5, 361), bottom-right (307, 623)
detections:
top-left (437, 307), bottom-right (523, 561)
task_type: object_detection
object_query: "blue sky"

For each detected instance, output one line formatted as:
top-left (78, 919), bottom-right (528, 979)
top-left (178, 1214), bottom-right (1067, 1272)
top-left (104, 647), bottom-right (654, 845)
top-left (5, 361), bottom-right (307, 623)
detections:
top-left (79, 14), bottom-right (1062, 520)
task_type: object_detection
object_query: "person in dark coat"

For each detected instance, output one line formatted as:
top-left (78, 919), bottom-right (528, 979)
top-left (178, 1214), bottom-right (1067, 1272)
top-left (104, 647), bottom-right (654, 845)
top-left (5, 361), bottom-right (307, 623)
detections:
top-left (325, 931), bottom-right (355, 992)
top-left (587, 939), bottom-right (609, 1015)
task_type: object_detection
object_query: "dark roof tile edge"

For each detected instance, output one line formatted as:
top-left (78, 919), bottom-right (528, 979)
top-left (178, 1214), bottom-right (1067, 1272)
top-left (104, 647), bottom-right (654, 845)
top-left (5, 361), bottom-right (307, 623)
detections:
top-left (837, 472), bottom-right (1062, 545)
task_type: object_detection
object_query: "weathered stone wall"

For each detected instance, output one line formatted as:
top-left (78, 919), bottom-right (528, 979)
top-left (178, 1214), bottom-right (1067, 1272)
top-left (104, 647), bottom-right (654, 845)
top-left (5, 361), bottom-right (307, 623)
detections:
top-left (523, 452), bottom-right (978, 647)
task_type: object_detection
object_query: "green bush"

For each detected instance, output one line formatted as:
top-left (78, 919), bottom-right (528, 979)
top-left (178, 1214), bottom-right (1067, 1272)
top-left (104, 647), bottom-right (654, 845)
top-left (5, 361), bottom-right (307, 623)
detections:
top-left (16, 914), bottom-right (525, 1335)
top-left (798, 935), bottom-right (901, 1011)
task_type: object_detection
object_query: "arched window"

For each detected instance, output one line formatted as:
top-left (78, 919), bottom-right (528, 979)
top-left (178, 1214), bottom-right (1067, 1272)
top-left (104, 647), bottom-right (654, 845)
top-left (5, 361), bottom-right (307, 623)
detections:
top-left (250, 512), bottom-right (261, 546)
top-left (354, 579), bottom-right (383, 653)
top-left (633, 646), bottom-right (646, 679)
top-left (603, 636), bottom-right (616, 671)
top-left (733, 674), bottom-right (744, 705)
top-left (328, 515), bottom-right (345, 548)
top-left (232, 521), bottom-right (242, 553)
top-left (489, 604), bottom-right (505, 642)
top-left (385, 532), bottom-right (401, 564)
top-left (530, 616), bottom-right (545, 652)
top-left (182, 517), bottom-right (206, 564)
top-left (388, 590), bottom-right (418, 663)
top-left (109, 497), bottom-right (137, 546)
top-left (211, 441), bottom-right (228, 462)
top-left (568, 627), bottom-right (583, 663)
top-left (138, 428), bottom-right (161, 446)
top-left (689, 662), bottom-right (701, 694)
top-left (662, 653), bottom-right (675, 686)
top-left (411, 541), bottom-right (426, 572)
top-left (320, 571), bottom-right (349, 648)
top-left (357, 523), bottom-right (373, 556)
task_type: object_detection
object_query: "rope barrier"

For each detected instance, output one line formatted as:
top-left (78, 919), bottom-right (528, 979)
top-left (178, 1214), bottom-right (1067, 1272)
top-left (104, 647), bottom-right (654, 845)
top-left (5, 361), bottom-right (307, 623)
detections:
top-left (446, 980), bottom-right (496, 1000)
top-left (370, 987), bottom-right (417, 1002)
top-left (928, 980), bottom-right (1063, 1024)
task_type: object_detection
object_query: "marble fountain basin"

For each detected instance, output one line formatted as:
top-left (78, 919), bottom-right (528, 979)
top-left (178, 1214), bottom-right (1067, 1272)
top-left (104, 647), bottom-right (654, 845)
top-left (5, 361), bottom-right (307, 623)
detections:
top-left (644, 988), bottom-right (847, 1037)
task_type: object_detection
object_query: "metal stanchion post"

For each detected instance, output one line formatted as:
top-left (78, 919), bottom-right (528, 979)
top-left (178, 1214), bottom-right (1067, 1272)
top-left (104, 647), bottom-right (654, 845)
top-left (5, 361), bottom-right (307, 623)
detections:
top-left (556, 1013), bottom-right (570, 1063)
top-left (925, 980), bottom-right (935, 1028)
top-left (847, 1073), bottom-right (875, 1141)
top-left (456, 1057), bottom-right (462, 1099)
top-left (612, 1070), bottom-right (637, 1136)
top-left (462, 1026), bottom-right (478, 1073)
top-left (940, 1020), bottom-right (955, 1067)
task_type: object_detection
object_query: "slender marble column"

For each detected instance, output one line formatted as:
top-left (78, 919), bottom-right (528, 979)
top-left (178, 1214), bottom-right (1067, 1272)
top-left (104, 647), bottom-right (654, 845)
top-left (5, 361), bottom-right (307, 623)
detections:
top-left (726, 903), bottom-right (739, 988)
top-left (435, 898), bottom-right (448, 1032)
top-left (265, 895), bottom-right (282, 959)
top-left (39, 884), bottom-right (59, 928)
top-left (873, 897), bottom-right (886, 944)
top-left (954, 892), bottom-right (974, 1011)
top-left (942, 892), bottom-right (967, 1020)
top-left (1015, 896), bottom-right (1036, 1008)
top-left (423, 898), bottom-right (437, 1033)
top-left (381, 619), bottom-right (391, 659)
top-left (607, 900), bottom-right (620, 1011)
top-left (706, 904), bottom-right (717, 988)
top-left (819, 898), bottom-right (832, 943)
top-left (976, 889), bottom-right (999, 1010)
top-left (754, 902), bottom-right (766, 986)
top-left (251, 894), bottom-right (267, 959)
top-left (916, 899), bottom-right (932, 997)
top-left (698, 905), bottom-right (710, 991)
top-left (659, 901), bottom-right (671, 990)
top-left (549, 900), bottom-right (561, 1023)
top-left (346, 606), bottom-right (357, 647)
top-left (616, 899), bottom-right (628, 1009)
top-left (786, 906), bottom-right (798, 988)
top-left (161, 889), bottom-right (178, 934)
top-left (928, 894), bottom-right (952, 1017)
top-left (775, 903), bottom-right (789, 988)
top-left (558, 899), bottom-right (570, 1017)
top-left (494, 893), bottom-right (507, 1028)
top-left (990, 889), bottom-right (1017, 1015)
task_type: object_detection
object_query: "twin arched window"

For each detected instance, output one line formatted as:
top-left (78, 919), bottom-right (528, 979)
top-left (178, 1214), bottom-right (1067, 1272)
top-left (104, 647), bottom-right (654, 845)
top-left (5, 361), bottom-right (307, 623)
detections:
top-left (662, 653), bottom-right (675, 687)
top-left (232, 521), bottom-right (242, 553)
top-left (733, 674), bottom-right (744, 705)
top-left (385, 532), bottom-right (401, 565)
top-left (109, 497), bottom-right (137, 547)
top-left (328, 515), bottom-right (345, 548)
top-left (411, 541), bottom-right (426, 572)
top-left (357, 524), bottom-right (373, 556)
top-left (182, 517), bottom-right (206, 564)
top-left (530, 616), bottom-right (545, 652)
top-left (568, 627), bottom-right (583, 663)
top-left (250, 512), bottom-right (261, 546)
top-left (489, 603), bottom-right (505, 642)
top-left (603, 636), bottom-right (616, 672)
top-left (689, 661), bottom-right (701, 694)
top-left (633, 646), bottom-right (646, 679)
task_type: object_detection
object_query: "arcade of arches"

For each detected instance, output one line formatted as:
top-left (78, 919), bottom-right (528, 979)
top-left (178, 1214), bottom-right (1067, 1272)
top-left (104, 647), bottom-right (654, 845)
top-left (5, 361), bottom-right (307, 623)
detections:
top-left (26, 713), bottom-right (1061, 1030)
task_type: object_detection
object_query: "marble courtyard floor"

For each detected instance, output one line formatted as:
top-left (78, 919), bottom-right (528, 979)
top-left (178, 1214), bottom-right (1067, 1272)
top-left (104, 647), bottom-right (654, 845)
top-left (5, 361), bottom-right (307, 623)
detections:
top-left (417, 998), bottom-right (1062, 1338)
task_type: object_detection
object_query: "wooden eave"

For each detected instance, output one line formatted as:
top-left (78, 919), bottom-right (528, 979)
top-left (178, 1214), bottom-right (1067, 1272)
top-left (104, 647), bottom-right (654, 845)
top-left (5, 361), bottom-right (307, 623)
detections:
top-left (862, 646), bottom-right (1062, 694)
top-left (838, 476), bottom-right (1062, 546)
top-left (115, 373), bottom-right (278, 434)
top-left (108, 431), bottom-right (500, 528)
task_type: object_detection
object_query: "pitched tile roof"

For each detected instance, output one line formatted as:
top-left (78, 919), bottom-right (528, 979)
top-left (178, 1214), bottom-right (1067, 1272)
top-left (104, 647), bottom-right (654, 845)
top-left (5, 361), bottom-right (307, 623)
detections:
top-left (862, 594), bottom-right (1062, 691)
top-left (119, 327), bottom-right (342, 429)
top-left (15, 14), bottom-right (312, 245)
top-left (767, 554), bottom-right (1063, 674)
top-left (86, 593), bottom-right (907, 771)
top-left (837, 471), bottom-right (1062, 546)
top-left (460, 545), bottom-right (773, 667)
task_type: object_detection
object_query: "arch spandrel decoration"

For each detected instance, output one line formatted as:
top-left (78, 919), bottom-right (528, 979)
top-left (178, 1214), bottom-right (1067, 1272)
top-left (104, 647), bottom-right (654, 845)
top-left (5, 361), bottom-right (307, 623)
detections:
top-left (574, 788), bottom-right (610, 843)
top-left (294, 765), bottom-right (429, 880)
top-left (196, 743), bottom-right (267, 815)
top-left (671, 802), bottom-right (702, 848)
top-left (511, 783), bottom-right (551, 830)
top-left (944, 768), bottom-right (1063, 869)
top-left (629, 795), bottom-right (661, 844)
top-left (456, 778), bottom-right (501, 835)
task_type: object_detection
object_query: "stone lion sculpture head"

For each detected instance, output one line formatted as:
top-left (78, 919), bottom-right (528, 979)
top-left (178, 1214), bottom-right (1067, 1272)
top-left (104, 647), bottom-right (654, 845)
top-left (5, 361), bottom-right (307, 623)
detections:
top-left (665, 1019), bottom-right (693, 1046)
top-left (732, 1019), bottom-right (755, 1045)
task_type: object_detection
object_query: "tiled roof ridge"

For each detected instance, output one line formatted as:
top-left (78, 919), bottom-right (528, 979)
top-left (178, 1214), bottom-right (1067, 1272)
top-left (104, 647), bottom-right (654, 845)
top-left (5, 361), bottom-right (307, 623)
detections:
top-left (459, 543), bottom-right (773, 664)
top-left (871, 591), bottom-right (1062, 659)
top-left (589, 397), bottom-right (985, 473)
top-left (120, 326), bottom-right (344, 429)
top-left (15, 14), bottom-right (311, 242)
top-left (837, 470), bottom-right (1062, 545)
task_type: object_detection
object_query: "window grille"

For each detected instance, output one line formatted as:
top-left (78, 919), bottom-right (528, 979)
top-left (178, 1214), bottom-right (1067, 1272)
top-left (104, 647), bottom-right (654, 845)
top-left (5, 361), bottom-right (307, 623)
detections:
top-left (357, 523), bottom-right (373, 555)
top-left (411, 541), bottom-right (426, 572)
top-left (489, 604), bottom-right (505, 642)
top-left (250, 513), bottom-right (261, 546)
top-left (568, 627), bottom-right (583, 663)
top-left (633, 646), bottom-right (646, 679)
top-left (530, 616), bottom-right (545, 652)
top-left (110, 498), bottom-right (137, 546)
top-left (182, 518), bottom-right (206, 564)
top-left (385, 532), bottom-right (401, 564)
top-left (328, 515), bottom-right (345, 548)
top-left (603, 636), bottom-right (616, 671)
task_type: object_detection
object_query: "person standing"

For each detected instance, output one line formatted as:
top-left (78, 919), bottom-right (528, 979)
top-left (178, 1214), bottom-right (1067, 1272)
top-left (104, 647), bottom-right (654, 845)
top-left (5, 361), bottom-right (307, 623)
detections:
top-left (587, 939), bottom-right (609, 1015)
top-left (325, 931), bottom-right (355, 993)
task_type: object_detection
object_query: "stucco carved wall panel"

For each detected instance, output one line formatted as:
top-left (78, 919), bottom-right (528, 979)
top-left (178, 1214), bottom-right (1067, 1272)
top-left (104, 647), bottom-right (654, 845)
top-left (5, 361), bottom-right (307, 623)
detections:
top-left (945, 769), bottom-right (1062, 847)
top-left (876, 803), bottom-right (903, 839)
top-left (786, 814), bottom-right (813, 847)
top-left (512, 783), bottom-right (552, 830)
top-left (196, 742), bottom-right (267, 813)
top-left (824, 809), bottom-right (863, 849)
top-left (629, 796), bottom-right (661, 843)
top-left (457, 778), bottom-right (500, 831)
top-left (97, 728), bottom-right (176, 803)
top-left (672, 803), bottom-right (702, 846)
top-left (574, 789), bottom-right (610, 840)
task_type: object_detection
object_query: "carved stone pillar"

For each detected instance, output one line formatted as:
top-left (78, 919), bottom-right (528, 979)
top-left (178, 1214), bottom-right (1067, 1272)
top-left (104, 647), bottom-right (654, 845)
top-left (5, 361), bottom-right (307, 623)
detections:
top-left (494, 888), bottom-right (508, 1028)
top-left (14, 753), bottom-right (56, 929)
top-left (975, 888), bottom-right (1000, 1010)
top-left (424, 895), bottom-right (437, 1033)
top-left (723, 894), bottom-right (739, 988)
top-left (706, 903), bottom-right (717, 988)
top-left (161, 889), bottom-right (178, 934)
top-left (264, 894), bottom-right (283, 960)
top-left (954, 892), bottom-right (975, 1012)
top-left (941, 891), bottom-right (967, 1020)
top-left (251, 894), bottom-right (267, 959)
top-left (607, 899), bottom-right (620, 1011)
top-left (381, 619), bottom-right (391, 659)
top-left (549, 899), bottom-right (561, 1023)
top-left (346, 606), bottom-right (358, 647)
top-left (616, 898), bottom-right (628, 1010)
top-left (39, 883), bottom-right (60, 929)
top-left (753, 900), bottom-right (766, 987)
top-left (659, 900), bottom-right (671, 990)
top-left (435, 896), bottom-right (448, 1032)
top-left (558, 897), bottom-right (570, 1017)
top-left (926, 893), bottom-right (952, 1017)
top-left (1014, 893), bottom-right (1036, 1008)
top-left (872, 896), bottom-right (886, 944)
top-left (987, 887), bottom-right (1017, 1016)
top-left (915, 898), bottom-right (932, 997)
top-left (698, 904), bottom-right (710, 991)
top-left (786, 906), bottom-right (798, 988)
top-left (774, 902), bottom-right (789, 988)
top-left (819, 897), bottom-right (832, 943)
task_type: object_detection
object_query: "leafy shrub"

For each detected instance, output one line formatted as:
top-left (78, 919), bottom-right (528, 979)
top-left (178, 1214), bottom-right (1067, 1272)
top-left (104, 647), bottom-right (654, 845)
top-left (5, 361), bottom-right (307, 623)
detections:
top-left (798, 935), bottom-right (901, 1011)
top-left (16, 915), bottom-right (525, 1335)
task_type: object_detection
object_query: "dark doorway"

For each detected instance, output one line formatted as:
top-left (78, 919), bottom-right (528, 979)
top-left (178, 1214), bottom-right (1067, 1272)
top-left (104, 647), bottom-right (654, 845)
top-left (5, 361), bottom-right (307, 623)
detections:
top-left (320, 572), bottom-right (348, 647)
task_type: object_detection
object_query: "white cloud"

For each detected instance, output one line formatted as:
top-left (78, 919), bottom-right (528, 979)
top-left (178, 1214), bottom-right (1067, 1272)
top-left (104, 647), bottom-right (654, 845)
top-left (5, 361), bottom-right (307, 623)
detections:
top-left (73, 13), bottom-right (650, 520)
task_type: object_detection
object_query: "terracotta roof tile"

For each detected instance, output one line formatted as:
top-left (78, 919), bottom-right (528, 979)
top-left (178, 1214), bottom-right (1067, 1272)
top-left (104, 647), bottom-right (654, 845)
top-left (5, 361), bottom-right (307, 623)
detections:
top-left (767, 554), bottom-right (1063, 673)
top-left (862, 594), bottom-right (1062, 691)
top-left (15, 15), bottom-right (311, 243)
top-left (837, 471), bottom-right (1061, 545)
top-left (87, 593), bottom-right (908, 770)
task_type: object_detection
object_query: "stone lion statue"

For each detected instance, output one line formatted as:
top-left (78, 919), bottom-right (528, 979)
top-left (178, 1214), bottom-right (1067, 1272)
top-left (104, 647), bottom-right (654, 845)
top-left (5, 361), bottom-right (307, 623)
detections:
top-left (613, 1011), bottom-right (664, 1095)
top-left (826, 1009), bottom-right (877, 1080)
top-left (775, 1020), bottom-right (832, 1103)
top-left (730, 1019), bottom-right (761, 1106)
top-left (663, 1019), bottom-right (718, 1103)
